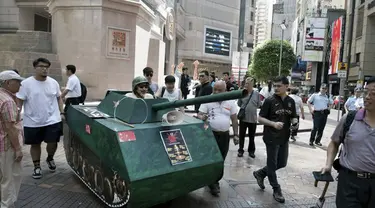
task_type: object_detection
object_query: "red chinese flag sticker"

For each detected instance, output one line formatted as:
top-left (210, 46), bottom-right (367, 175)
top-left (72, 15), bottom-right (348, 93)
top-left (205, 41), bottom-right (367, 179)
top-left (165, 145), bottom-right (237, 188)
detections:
top-left (85, 124), bottom-right (91, 134)
top-left (118, 131), bottom-right (136, 142)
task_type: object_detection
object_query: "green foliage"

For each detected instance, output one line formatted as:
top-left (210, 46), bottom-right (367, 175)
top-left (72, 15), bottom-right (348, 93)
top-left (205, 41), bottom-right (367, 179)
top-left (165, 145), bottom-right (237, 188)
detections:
top-left (249, 40), bottom-right (296, 82)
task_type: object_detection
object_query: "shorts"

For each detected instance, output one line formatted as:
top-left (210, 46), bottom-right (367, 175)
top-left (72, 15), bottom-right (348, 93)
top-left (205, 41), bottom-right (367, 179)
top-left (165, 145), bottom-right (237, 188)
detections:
top-left (24, 122), bottom-right (63, 145)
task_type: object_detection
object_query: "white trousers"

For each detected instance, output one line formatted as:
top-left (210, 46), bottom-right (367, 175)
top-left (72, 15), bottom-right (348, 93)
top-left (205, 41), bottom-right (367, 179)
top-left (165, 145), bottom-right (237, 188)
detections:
top-left (0, 149), bottom-right (22, 208)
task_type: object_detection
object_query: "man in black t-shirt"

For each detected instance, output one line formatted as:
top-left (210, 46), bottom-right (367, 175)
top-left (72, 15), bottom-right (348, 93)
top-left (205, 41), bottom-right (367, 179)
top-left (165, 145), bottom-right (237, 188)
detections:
top-left (223, 72), bottom-right (235, 91)
top-left (194, 70), bottom-right (212, 112)
top-left (252, 76), bottom-right (298, 204)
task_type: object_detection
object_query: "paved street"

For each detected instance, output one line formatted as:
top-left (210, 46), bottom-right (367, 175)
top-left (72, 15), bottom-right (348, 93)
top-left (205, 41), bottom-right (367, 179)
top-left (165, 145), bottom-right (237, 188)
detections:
top-left (14, 104), bottom-right (340, 208)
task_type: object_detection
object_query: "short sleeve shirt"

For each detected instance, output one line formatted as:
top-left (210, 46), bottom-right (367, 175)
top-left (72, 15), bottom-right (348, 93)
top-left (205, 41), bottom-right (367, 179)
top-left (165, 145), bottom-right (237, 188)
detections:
top-left (259, 94), bottom-right (297, 144)
top-left (16, 76), bottom-right (62, 127)
top-left (307, 93), bottom-right (333, 111)
top-left (65, 74), bottom-right (82, 98)
top-left (199, 100), bottom-right (237, 132)
top-left (289, 94), bottom-right (303, 115)
top-left (331, 110), bottom-right (375, 173)
top-left (0, 89), bottom-right (18, 152)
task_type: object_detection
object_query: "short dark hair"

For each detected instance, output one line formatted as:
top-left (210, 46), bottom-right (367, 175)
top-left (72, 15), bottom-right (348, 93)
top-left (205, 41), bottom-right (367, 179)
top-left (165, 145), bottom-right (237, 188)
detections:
top-left (366, 76), bottom-right (375, 85)
top-left (199, 70), bottom-right (209, 76)
top-left (143, 67), bottom-right (153, 74)
top-left (165, 75), bottom-right (175, 83)
top-left (11, 69), bottom-right (19, 74)
top-left (182, 67), bottom-right (188, 71)
top-left (66, 65), bottom-right (76, 74)
top-left (33, 58), bottom-right (51, 68)
top-left (273, 76), bottom-right (289, 85)
top-left (291, 88), bottom-right (299, 94)
top-left (223, 72), bottom-right (230, 76)
top-left (210, 74), bottom-right (215, 80)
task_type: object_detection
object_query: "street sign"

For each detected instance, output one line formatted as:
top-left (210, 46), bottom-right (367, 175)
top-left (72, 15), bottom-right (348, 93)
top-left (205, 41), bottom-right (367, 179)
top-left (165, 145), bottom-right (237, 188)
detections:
top-left (337, 62), bottom-right (347, 78)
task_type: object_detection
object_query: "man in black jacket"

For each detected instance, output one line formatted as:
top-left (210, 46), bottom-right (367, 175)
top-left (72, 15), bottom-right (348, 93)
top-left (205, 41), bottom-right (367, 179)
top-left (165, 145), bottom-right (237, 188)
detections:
top-left (180, 67), bottom-right (190, 100)
top-left (195, 70), bottom-right (212, 112)
top-left (252, 76), bottom-right (298, 203)
top-left (223, 72), bottom-right (235, 91)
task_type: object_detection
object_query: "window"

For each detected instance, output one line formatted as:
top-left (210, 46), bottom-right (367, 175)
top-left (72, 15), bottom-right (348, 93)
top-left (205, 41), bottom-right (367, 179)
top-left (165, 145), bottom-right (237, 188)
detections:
top-left (356, 7), bottom-right (364, 37)
top-left (252, 0), bottom-right (255, 7)
top-left (250, 12), bottom-right (254, 21)
top-left (249, 25), bottom-right (253, 34)
top-left (355, 53), bottom-right (360, 63)
top-left (189, 22), bottom-right (192, 30)
top-left (34, 14), bottom-right (51, 32)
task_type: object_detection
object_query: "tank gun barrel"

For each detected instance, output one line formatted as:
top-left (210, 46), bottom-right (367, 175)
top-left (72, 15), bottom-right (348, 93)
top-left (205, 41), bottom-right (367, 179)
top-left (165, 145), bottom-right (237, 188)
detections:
top-left (152, 89), bottom-right (248, 111)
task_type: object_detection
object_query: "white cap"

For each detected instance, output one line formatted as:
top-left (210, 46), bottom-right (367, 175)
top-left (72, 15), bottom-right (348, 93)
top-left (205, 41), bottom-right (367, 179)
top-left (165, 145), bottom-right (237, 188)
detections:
top-left (0, 70), bottom-right (25, 81)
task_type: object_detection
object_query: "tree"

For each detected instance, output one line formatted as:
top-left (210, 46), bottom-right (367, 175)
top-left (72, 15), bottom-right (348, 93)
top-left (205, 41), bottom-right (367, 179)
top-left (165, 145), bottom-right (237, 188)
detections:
top-left (249, 40), bottom-right (296, 82)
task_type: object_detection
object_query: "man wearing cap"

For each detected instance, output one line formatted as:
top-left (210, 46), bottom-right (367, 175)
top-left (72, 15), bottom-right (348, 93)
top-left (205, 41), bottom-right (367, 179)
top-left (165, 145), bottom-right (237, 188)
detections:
top-left (344, 87), bottom-right (363, 113)
top-left (0, 70), bottom-right (24, 207)
top-left (307, 84), bottom-right (333, 146)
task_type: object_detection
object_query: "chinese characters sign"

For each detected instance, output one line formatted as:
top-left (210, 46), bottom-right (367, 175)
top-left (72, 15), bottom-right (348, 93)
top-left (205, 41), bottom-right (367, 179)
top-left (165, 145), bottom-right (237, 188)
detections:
top-left (106, 27), bottom-right (130, 59)
top-left (160, 129), bottom-right (192, 165)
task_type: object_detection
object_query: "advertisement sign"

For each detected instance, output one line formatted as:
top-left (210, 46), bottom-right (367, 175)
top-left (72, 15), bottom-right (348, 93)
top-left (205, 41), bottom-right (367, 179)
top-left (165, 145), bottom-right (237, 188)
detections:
top-left (291, 56), bottom-right (307, 81)
top-left (231, 51), bottom-right (249, 83)
top-left (106, 27), bottom-right (130, 59)
top-left (302, 17), bottom-right (327, 62)
top-left (160, 129), bottom-right (192, 166)
top-left (204, 27), bottom-right (231, 57)
top-left (329, 17), bottom-right (343, 75)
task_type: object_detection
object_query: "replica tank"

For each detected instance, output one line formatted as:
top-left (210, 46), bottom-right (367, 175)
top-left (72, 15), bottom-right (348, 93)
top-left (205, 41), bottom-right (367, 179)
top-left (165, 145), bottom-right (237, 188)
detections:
top-left (63, 89), bottom-right (247, 208)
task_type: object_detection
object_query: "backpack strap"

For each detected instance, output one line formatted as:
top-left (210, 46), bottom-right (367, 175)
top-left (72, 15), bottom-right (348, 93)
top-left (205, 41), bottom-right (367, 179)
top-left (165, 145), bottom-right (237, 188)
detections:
top-left (340, 110), bottom-right (357, 143)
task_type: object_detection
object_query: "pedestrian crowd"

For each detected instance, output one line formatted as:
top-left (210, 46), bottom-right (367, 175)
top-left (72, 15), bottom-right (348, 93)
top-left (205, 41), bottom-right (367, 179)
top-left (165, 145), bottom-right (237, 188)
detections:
top-left (0, 58), bottom-right (373, 208)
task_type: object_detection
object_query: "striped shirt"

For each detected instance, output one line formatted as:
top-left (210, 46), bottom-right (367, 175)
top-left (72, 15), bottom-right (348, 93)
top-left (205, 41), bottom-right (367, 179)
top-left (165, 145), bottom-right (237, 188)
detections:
top-left (0, 88), bottom-right (19, 152)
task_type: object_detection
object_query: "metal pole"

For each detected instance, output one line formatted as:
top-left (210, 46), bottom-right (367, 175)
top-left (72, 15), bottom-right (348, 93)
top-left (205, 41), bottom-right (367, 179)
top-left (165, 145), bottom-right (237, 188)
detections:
top-left (237, 0), bottom-right (246, 85)
top-left (278, 29), bottom-right (284, 76)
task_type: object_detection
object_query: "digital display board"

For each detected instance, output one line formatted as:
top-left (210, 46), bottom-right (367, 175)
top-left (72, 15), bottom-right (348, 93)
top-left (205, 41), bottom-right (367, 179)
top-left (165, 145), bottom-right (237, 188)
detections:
top-left (204, 27), bottom-right (231, 56)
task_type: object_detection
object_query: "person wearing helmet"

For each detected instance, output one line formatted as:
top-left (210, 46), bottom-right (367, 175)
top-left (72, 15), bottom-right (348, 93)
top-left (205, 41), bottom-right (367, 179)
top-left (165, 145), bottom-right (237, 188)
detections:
top-left (125, 76), bottom-right (154, 99)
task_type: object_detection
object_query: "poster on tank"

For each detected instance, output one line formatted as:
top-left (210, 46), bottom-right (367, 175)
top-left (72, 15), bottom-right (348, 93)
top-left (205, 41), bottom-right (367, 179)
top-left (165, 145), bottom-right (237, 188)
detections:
top-left (160, 129), bottom-right (192, 165)
top-left (106, 27), bottom-right (130, 59)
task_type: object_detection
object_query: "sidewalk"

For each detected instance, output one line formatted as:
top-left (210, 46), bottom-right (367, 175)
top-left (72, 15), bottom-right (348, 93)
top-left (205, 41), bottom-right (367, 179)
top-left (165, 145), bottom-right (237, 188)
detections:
top-left (14, 115), bottom-right (338, 208)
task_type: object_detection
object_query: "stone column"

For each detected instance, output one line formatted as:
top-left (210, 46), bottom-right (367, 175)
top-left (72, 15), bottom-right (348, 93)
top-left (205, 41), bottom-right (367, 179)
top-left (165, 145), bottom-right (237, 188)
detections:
top-left (48, 0), bottom-right (156, 100)
top-left (0, 0), bottom-right (20, 32)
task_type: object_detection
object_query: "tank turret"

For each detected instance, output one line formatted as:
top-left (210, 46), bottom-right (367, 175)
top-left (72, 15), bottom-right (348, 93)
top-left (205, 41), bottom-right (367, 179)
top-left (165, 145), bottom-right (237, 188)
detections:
top-left (63, 89), bottom-right (247, 208)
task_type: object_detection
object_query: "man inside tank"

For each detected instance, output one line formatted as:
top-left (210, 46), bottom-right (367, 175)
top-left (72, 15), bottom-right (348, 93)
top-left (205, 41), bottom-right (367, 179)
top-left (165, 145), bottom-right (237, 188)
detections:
top-left (125, 76), bottom-right (154, 99)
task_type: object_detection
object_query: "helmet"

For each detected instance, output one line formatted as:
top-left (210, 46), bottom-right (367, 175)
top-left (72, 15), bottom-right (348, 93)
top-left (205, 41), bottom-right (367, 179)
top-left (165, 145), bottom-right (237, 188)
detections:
top-left (132, 76), bottom-right (148, 90)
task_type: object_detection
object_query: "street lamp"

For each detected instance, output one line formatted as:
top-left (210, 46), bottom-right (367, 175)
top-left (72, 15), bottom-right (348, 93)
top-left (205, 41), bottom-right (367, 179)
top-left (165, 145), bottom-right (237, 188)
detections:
top-left (278, 21), bottom-right (287, 76)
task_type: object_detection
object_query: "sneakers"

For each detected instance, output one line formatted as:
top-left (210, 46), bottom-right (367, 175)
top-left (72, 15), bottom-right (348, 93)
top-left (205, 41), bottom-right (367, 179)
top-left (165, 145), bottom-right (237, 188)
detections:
top-left (273, 188), bottom-right (285, 203)
top-left (33, 167), bottom-right (42, 179)
top-left (46, 159), bottom-right (56, 172)
top-left (253, 171), bottom-right (265, 190)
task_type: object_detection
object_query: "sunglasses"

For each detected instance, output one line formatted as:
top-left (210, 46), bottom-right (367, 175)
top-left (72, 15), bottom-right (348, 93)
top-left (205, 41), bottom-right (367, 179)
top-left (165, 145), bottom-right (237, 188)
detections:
top-left (199, 74), bottom-right (205, 78)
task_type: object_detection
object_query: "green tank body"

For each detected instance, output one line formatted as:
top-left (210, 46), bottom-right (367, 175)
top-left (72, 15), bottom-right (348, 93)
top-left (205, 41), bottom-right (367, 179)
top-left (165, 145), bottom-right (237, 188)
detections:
top-left (63, 89), bottom-right (247, 208)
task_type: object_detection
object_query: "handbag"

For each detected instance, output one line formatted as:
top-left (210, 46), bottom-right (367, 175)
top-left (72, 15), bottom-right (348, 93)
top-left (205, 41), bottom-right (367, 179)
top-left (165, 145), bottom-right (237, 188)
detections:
top-left (237, 91), bottom-right (254, 120)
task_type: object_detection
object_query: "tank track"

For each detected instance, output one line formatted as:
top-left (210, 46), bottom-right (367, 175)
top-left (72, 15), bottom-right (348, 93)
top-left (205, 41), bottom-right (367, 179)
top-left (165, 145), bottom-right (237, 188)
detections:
top-left (64, 128), bottom-right (130, 207)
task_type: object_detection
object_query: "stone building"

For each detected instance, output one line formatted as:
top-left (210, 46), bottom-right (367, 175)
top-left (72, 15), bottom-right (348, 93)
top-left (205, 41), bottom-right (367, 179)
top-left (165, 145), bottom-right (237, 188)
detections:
top-left (0, 0), bottom-right (254, 99)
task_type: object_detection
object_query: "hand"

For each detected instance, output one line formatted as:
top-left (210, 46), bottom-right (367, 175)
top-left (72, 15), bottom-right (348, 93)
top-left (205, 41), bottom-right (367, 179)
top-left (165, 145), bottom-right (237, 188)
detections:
top-left (171, 64), bottom-right (175, 69)
top-left (61, 114), bottom-right (66, 121)
top-left (14, 149), bottom-right (23, 162)
top-left (321, 165), bottom-right (332, 174)
top-left (273, 122), bottom-right (284, 130)
top-left (178, 62), bottom-right (184, 69)
top-left (233, 135), bottom-right (239, 145)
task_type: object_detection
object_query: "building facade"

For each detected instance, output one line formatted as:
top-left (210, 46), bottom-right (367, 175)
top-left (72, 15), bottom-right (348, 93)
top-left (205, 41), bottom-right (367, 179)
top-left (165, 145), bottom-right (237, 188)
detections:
top-left (343, 0), bottom-right (375, 85)
top-left (271, 0), bottom-right (297, 41)
top-left (0, 0), bottom-right (254, 99)
top-left (175, 0), bottom-right (255, 76)
top-left (254, 0), bottom-right (271, 47)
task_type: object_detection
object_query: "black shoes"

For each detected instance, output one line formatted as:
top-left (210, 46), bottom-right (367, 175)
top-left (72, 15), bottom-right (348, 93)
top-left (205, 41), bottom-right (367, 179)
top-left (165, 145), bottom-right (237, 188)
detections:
top-left (208, 183), bottom-right (220, 196)
top-left (253, 171), bottom-right (265, 190)
top-left (290, 136), bottom-right (296, 142)
top-left (315, 143), bottom-right (322, 146)
top-left (249, 152), bottom-right (255, 158)
top-left (273, 188), bottom-right (285, 203)
top-left (237, 152), bottom-right (244, 157)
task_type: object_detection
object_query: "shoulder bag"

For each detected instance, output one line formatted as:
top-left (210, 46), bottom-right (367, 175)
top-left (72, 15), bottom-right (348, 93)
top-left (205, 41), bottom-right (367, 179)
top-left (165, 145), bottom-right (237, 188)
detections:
top-left (237, 91), bottom-right (254, 120)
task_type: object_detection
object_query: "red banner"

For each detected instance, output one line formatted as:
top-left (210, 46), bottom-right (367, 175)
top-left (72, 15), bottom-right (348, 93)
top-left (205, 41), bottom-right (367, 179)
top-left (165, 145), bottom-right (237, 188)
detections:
top-left (330, 17), bottom-right (343, 75)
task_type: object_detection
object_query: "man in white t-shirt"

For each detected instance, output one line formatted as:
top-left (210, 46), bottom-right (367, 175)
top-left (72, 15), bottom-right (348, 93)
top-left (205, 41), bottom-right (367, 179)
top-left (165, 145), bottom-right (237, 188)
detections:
top-left (288, 89), bottom-right (305, 141)
top-left (155, 75), bottom-right (184, 112)
top-left (61, 65), bottom-right (81, 112)
top-left (198, 80), bottom-right (239, 196)
top-left (16, 58), bottom-right (64, 179)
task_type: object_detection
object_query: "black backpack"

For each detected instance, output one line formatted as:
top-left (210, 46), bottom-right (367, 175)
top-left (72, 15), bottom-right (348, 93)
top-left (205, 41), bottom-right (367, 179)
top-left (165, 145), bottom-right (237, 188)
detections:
top-left (79, 83), bottom-right (87, 104)
top-left (333, 110), bottom-right (357, 171)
